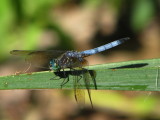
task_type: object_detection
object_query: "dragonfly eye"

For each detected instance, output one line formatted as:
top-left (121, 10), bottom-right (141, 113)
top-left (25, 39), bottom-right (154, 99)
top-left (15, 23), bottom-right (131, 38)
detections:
top-left (50, 59), bottom-right (58, 70)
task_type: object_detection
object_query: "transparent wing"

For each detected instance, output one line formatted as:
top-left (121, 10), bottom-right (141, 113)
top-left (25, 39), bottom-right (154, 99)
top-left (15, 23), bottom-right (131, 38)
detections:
top-left (73, 70), bottom-right (85, 106)
top-left (10, 50), bottom-right (66, 70)
top-left (88, 70), bottom-right (97, 90)
top-left (10, 50), bottom-right (66, 59)
top-left (82, 69), bottom-right (93, 108)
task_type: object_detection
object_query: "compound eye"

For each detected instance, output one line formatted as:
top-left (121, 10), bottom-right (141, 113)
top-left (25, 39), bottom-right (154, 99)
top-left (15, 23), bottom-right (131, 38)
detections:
top-left (54, 59), bottom-right (60, 69)
top-left (49, 59), bottom-right (58, 70)
top-left (49, 60), bottom-right (52, 64)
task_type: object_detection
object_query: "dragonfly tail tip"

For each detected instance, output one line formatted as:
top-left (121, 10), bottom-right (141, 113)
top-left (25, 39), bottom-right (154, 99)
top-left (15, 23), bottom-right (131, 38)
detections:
top-left (124, 37), bottom-right (130, 41)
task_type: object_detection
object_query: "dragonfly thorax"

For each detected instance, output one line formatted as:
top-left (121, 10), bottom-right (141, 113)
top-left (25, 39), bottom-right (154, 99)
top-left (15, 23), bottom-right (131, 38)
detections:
top-left (54, 51), bottom-right (85, 69)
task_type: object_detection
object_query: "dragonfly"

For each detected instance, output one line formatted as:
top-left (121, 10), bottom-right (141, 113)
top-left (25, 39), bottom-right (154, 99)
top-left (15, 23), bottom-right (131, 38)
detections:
top-left (10, 37), bottom-right (130, 107)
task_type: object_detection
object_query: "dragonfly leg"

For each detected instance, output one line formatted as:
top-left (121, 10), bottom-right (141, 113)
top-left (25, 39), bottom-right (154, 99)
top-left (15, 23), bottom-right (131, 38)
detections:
top-left (60, 77), bottom-right (69, 89)
top-left (62, 69), bottom-right (66, 77)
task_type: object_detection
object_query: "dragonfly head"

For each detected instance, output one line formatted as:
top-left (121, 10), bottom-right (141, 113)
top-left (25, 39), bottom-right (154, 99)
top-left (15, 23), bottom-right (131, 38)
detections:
top-left (50, 59), bottom-right (59, 70)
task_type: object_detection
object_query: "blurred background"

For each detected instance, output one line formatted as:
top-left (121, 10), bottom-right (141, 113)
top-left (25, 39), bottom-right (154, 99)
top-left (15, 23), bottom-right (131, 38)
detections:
top-left (0, 0), bottom-right (160, 119)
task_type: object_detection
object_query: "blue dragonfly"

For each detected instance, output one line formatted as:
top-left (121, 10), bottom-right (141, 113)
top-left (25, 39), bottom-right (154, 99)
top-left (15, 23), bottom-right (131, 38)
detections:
top-left (10, 37), bottom-right (129, 107)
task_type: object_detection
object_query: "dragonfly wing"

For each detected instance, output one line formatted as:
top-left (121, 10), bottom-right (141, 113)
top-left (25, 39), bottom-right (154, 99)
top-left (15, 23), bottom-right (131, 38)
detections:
top-left (10, 50), bottom-right (66, 69)
top-left (89, 70), bottom-right (97, 90)
top-left (82, 69), bottom-right (93, 108)
top-left (10, 50), bottom-right (66, 58)
top-left (73, 71), bottom-right (85, 106)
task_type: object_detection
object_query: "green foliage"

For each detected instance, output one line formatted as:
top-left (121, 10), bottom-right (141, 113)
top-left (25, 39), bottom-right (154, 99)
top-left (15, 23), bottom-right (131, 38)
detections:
top-left (131, 0), bottom-right (155, 32)
top-left (0, 58), bottom-right (159, 91)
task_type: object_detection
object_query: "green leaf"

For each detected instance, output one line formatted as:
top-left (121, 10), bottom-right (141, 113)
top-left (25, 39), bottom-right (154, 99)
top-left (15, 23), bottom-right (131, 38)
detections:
top-left (0, 58), bottom-right (160, 91)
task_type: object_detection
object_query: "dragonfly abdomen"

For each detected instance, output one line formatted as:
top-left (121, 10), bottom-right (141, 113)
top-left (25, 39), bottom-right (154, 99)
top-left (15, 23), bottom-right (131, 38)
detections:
top-left (80, 37), bottom-right (130, 56)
